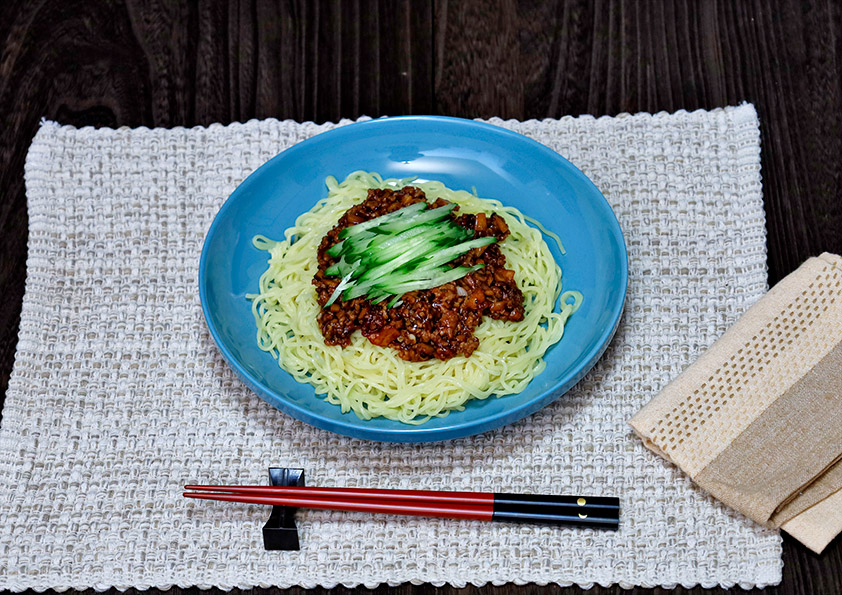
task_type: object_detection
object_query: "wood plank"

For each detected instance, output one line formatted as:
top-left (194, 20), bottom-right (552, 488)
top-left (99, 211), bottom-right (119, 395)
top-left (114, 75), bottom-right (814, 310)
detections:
top-left (433, 0), bottom-right (842, 285)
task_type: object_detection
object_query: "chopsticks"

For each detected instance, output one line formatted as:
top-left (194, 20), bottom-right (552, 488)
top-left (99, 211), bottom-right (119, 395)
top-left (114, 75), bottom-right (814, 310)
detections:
top-left (183, 484), bottom-right (620, 530)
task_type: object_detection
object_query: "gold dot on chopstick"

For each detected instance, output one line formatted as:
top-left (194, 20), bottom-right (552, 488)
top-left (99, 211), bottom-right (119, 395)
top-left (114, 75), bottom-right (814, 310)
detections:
top-left (578, 513), bottom-right (588, 519)
top-left (577, 498), bottom-right (586, 506)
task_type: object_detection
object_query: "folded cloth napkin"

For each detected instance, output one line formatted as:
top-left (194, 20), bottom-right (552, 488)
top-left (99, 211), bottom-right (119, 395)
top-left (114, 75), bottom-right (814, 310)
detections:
top-left (630, 252), bottom-right (842, 554)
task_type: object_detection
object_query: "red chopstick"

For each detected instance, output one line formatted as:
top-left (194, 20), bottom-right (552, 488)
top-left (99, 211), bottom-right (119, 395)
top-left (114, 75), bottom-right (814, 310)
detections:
top-left (185, 491), bottom-right (493, 520)
top-left (183, 484), bottom-right (620, 529)
top-left (184, 484), bottom-right (495, 503)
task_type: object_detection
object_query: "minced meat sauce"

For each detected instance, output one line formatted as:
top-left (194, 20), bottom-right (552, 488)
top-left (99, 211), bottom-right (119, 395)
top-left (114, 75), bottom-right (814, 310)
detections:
top-left (313, 187), bottom-right (524, 362)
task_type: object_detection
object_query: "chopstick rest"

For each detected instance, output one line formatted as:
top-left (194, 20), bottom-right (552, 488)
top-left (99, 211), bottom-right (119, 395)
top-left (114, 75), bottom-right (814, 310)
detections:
top-left (263, 467), bottom-right (306, 551)
top-left (184, 469), bottom-right (620, 548)
top-left (630, 253), bottom-right (842, 554)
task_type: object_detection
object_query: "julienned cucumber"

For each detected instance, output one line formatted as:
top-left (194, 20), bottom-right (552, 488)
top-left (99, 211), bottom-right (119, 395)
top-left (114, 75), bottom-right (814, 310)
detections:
top-left (324, 201), bottom-right (496, 306)
top-left (336, 201), bottom-right (427, 239)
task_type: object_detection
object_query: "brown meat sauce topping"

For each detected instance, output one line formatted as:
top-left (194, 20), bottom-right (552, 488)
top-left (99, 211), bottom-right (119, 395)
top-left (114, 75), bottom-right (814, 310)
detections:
top-left (313, 187), bottom-right (524, 362)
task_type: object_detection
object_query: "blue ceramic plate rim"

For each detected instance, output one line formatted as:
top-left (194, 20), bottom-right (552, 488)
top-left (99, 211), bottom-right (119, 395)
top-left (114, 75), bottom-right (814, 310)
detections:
top-left (199, 115), bottom-right (628, 442)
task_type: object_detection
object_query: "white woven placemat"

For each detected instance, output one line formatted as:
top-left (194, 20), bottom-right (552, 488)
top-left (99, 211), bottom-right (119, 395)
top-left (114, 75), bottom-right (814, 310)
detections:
top-left (0, 104), bottom-right (781, 590)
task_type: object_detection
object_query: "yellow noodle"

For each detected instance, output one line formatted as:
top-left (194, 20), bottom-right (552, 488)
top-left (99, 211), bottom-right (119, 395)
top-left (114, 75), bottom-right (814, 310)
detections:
top-left (248, 171), bottom-right (582, 424)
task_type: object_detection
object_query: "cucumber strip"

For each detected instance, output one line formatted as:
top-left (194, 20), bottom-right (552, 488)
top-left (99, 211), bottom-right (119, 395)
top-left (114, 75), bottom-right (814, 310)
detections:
top-left (341, 276), bottom-right (388, 300)
top-left (325, 256), bottom-right (361, 277)
top-left (374, 235), bottom-right (493, 280)
top-left (380, 264), bottom-right (485, 294)
top-left (357, 225), bottom-right (443, 265)
top-left (375, 203), bottom-right (456, 233)
top-left (328, 231), bottom-right (378, 261)
top-left (416, 236), bottom-right (497, 268)
top-left (359, 226), bottom-right (465, 270)
top-left (337, 202), bottom-right (427, 238)
top-left (332, 232), bottom-right (436, 283)
top-left (326, 239), bottom-right (346, 258)
top-left (325, 265), bottom-right (359, 307)
top-left (343, 264), bottom-right (431, 300)
top-left (362, 223), bottom-right (441, 255)
top-left (356, 232), bottom-right (455, 281)
top-left (335, 231), bottom-right (377, 258)
top-left (324, 255), bottom-right (345, 276)
top-left (351, 265), bottom-right (451, 301)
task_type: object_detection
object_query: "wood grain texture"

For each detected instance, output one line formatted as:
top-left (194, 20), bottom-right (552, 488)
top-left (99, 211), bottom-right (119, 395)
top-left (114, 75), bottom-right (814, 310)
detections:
top-left (435, 0), bottom-right (842, 283)
top-left (0, 1), bottom-right (841, 594)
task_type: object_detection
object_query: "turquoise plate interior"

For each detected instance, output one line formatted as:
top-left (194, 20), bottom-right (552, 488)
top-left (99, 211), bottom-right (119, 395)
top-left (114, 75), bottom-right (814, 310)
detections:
top-left (199, 116), bottom-right (628, 442)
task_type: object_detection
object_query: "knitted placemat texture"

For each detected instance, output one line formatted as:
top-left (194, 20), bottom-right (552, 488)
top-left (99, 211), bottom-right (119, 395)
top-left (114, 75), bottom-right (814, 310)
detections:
top-left (0, 104), bottom-right (781, 590)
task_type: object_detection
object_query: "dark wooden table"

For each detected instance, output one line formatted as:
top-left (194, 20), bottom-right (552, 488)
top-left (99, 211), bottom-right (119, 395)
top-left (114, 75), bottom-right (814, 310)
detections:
top-left (1, 1), bottom-right (840, 594)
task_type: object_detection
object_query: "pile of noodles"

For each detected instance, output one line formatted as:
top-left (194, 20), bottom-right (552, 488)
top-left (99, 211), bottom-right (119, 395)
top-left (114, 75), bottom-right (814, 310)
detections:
top-left (248, 171), bottom-right (582, 424)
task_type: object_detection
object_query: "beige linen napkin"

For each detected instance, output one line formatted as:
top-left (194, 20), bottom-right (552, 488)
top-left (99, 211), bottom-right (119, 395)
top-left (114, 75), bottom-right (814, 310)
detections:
top-left (630, 252), bottom-right (842, 554)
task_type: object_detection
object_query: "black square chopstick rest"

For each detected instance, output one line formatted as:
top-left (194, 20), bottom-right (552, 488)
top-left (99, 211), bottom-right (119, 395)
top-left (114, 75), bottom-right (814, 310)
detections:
top-left (263, 467), bottom-right (306, 551)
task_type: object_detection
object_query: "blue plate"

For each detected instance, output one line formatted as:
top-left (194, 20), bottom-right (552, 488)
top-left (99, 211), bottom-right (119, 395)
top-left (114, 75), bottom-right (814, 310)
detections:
top-left (199, 116), bottom-right (627, 442)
